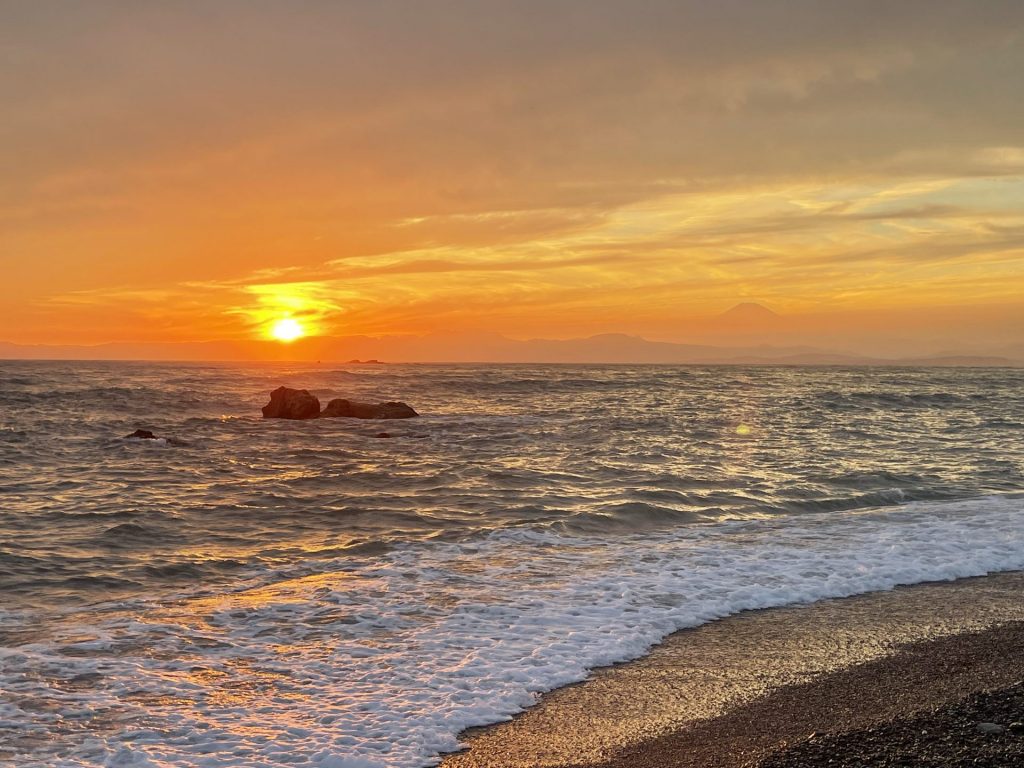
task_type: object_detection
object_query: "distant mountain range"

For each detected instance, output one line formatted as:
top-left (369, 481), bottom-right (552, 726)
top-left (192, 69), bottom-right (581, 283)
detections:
top-left (5, 303), bottom-right (1021, 365)
top-left (1, 330), bottom-right (1020, 366)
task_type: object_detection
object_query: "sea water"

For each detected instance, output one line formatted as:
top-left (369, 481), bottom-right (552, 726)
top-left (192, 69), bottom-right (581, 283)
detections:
top-left (1, 362), bottom-right (1022, 767)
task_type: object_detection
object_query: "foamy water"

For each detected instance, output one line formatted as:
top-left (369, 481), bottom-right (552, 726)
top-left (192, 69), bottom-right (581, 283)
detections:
top-left (2, 362), bottom-right (1023, 766)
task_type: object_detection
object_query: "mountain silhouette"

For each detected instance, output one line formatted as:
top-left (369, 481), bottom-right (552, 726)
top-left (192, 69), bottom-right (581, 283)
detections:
top-left (717, 302), bottom-right (781, 323)
top-left (2, 332), bottom-right (1018, 365)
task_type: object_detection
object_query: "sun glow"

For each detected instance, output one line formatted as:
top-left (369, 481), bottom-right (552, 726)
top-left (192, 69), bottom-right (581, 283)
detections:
top-left (270, 317), bottom-right (305, 342)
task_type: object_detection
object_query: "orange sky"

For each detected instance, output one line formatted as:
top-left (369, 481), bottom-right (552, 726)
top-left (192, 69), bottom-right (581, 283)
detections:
top-left (3, 1), bottom-right (1024, 359)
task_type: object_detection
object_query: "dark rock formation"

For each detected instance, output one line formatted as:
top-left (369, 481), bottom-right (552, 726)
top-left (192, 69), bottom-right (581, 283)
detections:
top-left (122, 429), bottom-right (187, 445)
top-left (320, 398), bottom-right (418, 419)
top-left (261, 387), bottom-right (322, 419)
top-left (124, 429), bottom-right (158, 439)
top-left (261, 387), bottom-right (417, 420)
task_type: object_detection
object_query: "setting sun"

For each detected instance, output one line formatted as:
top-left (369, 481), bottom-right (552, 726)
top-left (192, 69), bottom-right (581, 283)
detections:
top-left (270, 318), bottom-right (305, 342)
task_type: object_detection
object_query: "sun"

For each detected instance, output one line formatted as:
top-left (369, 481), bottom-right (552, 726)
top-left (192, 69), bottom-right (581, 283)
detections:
top-left (270, 317), bottom-right (305, 342)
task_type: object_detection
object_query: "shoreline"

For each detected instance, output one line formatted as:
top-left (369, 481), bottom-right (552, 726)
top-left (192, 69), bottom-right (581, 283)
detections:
top-left (760, 677), bottom-right (1024, 768)
top-left (442, 571), bottom-right (1024, 768)
top-left (591, 619), bottom-right (1024, 768)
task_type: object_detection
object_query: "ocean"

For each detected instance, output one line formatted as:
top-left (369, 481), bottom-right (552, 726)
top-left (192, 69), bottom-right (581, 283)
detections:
top-left (1, 361), bottom-right (1023, 767)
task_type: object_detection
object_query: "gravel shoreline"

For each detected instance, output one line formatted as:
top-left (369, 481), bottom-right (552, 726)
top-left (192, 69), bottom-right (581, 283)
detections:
top-left (443, 574), bottom-right (1024, 768)
top-left (760, 680), bottom-right (1024, 767)
top-left (594, 621), bottom-right (1024, 768)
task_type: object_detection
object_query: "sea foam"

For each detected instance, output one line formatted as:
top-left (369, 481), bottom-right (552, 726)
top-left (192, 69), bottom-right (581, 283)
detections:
top-left (3, 495), bottom-right (1024, 767)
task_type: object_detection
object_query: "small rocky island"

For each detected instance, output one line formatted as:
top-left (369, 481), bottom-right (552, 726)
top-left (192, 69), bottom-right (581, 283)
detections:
top-left (261, 386), bottom-right (418, 420)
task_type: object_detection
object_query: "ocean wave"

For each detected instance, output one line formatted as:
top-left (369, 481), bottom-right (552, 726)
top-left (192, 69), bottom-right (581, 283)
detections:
top-left (139, 561), bottom-right (214, 580)
top-left (56, 574), bottom-right (143, 591)
top-left (4, 495), bottom-right (1023, 767)
top-left (100, 522), bottom-right (155, 539)
top-left (547, 502), bottom-right (714, 533)
top-left (2, 362), bottom-right (1024, 765)
top-left (766, 487), bottom-right (968, 515)
top-left (817, 390), bottom-right (986, 409)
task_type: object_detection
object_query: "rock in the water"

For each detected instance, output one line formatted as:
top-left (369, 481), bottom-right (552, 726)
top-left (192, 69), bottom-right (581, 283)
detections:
top-left (261, 386), bottom-right (321, 420)
top-left (123, 429), bottom-right (188, 446)
top-left (319, 398), bottom-right (418, 419)
top-left (124, 429), bottom-right (158, 440)
top-left (261, 388), bottom-right (417, 420)
top-left (375, 432), bottom-right (391, 438)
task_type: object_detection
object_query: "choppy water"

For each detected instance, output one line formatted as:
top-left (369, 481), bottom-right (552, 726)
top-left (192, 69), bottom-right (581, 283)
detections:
top-left (1, 362), bottom-right (1023, 767)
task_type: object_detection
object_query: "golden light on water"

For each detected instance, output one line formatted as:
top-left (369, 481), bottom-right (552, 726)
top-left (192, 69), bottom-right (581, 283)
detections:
top-left (270, 317), bottom-right (305, 342)
top-left (735, 424), bottom-right (753, 436)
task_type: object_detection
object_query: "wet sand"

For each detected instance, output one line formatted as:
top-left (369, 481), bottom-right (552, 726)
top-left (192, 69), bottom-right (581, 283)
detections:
top-left (441, 571), bottom-right (1024, 768)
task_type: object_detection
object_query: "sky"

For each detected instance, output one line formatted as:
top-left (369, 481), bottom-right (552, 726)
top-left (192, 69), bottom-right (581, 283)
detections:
top-left (3, 1), bottom-right (1024, 359)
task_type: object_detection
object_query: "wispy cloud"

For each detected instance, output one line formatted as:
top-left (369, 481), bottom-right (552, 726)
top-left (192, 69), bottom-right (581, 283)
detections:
top-left (4, 1), bottom-right (1024, 349)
